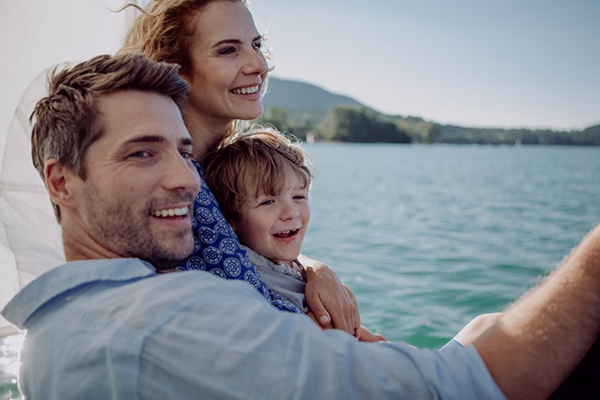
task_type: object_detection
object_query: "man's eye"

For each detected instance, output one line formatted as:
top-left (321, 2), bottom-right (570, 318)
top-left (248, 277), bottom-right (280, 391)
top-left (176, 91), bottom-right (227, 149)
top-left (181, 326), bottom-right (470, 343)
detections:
top-left (180, 151), bottom-right (194, 160)
top-left (253, 41), bottom-right (262, 51)
top-left (130, 151), bottom-right (151, 158)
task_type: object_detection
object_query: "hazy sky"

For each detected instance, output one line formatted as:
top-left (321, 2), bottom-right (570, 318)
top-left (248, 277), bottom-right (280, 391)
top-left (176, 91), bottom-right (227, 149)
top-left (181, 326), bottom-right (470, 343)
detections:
top-left (248, 0), bottom-right (600, 130)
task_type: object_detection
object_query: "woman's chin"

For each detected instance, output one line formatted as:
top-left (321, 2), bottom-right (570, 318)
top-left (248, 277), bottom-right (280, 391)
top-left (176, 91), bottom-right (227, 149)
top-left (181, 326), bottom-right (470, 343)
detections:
top-left (232, 103), bottom-right (264, 122)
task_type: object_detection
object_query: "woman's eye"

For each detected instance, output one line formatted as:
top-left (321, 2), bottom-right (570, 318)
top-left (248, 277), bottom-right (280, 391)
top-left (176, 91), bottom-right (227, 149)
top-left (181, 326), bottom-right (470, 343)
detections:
top-left (219, 46), bottom-right (236, 55)
top-left (253, 41), bottom-right (262, 51)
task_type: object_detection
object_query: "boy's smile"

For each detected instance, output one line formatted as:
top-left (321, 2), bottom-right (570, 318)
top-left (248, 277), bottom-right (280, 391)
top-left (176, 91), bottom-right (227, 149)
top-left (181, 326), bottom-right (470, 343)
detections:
top-left (232, 172), bottom-right (309, 265)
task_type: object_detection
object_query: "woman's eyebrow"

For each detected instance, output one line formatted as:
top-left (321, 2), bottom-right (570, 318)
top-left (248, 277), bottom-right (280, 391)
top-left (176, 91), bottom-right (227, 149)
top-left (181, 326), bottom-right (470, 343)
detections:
top-left (212, 35), bottom-right (262, 48)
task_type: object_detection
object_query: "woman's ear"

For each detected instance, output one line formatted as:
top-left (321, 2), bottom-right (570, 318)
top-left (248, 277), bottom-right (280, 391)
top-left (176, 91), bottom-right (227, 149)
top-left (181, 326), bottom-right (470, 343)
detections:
top-left (44, 159), bottom-right (79, 208)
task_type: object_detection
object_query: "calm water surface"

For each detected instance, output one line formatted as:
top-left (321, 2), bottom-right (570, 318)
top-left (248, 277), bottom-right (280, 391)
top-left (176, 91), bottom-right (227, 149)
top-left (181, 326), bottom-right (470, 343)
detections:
top-left (302, 144), bottom-right (600, 347)
top-left (2, 144), bottom-right (599, 398)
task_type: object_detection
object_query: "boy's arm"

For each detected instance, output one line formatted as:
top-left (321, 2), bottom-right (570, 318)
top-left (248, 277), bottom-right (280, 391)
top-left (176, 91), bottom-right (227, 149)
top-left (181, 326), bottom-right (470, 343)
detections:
top-left (299, 254), bottom-right (361, 335)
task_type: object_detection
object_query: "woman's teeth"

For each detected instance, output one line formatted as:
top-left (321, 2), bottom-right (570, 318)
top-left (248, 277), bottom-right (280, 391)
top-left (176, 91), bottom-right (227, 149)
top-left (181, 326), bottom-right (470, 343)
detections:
top-left (152, 207), bottom-right (188, 217)
top-left (230, 85), bottom-right (259, 95)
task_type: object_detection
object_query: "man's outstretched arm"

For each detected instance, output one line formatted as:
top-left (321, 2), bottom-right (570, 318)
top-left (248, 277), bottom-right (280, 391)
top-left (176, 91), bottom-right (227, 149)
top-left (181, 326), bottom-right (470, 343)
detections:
top-left (474, 223), bottom-right (600, 399)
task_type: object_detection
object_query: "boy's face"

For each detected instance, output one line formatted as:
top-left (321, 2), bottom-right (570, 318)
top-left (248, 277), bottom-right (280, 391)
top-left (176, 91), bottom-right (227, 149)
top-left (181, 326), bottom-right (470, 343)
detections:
top-left (232, 171), bottom-right (310, 265)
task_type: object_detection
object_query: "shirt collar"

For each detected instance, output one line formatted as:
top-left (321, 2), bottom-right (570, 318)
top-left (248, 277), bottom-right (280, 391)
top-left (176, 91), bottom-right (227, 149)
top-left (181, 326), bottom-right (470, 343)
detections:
top-left (1, 258), bottom-right (156, 329)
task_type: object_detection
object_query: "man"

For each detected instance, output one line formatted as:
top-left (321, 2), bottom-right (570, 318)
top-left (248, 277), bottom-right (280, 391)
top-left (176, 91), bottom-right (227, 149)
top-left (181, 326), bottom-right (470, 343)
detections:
top-left (2, 53), bottom-right (599, 399)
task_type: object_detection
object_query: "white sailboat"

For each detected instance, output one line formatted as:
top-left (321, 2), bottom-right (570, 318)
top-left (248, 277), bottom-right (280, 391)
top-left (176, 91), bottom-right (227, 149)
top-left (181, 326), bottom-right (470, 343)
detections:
top-left (0, 0), bottom-right (136, 337)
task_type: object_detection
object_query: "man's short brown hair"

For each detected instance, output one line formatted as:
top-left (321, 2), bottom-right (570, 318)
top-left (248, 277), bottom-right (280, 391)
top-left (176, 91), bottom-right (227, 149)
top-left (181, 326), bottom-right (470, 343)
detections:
top-left (31, 53), bottom-right (190, 221)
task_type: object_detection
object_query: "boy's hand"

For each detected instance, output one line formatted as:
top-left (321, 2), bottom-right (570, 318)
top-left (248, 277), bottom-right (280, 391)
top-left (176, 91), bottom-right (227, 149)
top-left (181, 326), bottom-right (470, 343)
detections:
top-left (302, 260), bottom-right (360, 335)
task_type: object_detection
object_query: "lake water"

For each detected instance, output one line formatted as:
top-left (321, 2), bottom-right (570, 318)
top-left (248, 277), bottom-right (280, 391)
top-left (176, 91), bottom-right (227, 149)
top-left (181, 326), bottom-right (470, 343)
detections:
top-left (2, 143), bottom-right (600, 398)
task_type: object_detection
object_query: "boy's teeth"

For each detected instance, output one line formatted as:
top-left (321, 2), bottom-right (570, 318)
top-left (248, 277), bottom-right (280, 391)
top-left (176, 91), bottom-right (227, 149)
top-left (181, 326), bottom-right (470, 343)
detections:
top-left (231, 85), bottom-right (259, 95)
top-left (274, 229), bottom-right (298, 238)
top-left (152, 207), bottom-right (188, 217)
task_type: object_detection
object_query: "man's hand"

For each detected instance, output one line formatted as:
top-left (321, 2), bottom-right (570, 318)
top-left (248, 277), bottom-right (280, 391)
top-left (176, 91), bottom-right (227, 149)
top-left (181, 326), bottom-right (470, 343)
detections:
top-left (302, 259), bottom-right (360, 335)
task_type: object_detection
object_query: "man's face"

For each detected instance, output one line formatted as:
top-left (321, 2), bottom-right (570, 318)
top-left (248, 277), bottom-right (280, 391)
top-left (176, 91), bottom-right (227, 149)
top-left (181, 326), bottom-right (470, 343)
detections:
top-left (73, 90), bottom-right (200, 268)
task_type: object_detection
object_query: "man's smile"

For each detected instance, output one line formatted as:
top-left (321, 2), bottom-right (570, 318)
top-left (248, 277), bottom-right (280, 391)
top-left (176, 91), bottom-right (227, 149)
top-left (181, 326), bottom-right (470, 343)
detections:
top-left (151, 206), bottom-right (190, 218)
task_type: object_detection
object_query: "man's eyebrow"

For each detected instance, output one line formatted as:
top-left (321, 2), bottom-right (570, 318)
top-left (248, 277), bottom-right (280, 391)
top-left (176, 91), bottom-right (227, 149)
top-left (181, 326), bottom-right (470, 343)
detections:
top-left (181, 137), bottom-right (194, 147)
top-left (212, 35), bottom-right (262, 48)
top-left (122, 135), bottom-right (194, 147)
top-left (123, 135), bottom-right (165, 145)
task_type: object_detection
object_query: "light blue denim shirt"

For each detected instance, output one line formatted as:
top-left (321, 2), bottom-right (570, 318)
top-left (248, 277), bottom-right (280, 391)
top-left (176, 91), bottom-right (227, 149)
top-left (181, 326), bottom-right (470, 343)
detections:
top-left (2, 259), bottom-right (505, 400)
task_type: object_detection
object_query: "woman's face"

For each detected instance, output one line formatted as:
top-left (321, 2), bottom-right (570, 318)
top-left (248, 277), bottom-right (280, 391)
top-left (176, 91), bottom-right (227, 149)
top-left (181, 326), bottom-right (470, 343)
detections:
top-left (183, 1), bottom-right (268, 131)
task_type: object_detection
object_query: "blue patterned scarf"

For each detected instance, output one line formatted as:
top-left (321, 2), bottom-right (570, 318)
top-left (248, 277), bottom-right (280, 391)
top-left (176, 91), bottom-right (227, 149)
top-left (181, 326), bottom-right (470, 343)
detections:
top-left (178, 161), bottom-right (302, 313)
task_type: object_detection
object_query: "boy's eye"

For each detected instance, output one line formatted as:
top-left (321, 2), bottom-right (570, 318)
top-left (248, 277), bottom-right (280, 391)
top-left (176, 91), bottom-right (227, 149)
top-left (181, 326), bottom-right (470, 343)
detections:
top-left (259, 199), bottom-right (274, 206)
top-left (293, 195), bottom-right (306, 200)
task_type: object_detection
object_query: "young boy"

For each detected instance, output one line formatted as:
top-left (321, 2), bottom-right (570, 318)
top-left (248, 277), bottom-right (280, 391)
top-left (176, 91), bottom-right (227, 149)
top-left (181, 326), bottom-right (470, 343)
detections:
top-left (203, 127), bottom-right (386, 342)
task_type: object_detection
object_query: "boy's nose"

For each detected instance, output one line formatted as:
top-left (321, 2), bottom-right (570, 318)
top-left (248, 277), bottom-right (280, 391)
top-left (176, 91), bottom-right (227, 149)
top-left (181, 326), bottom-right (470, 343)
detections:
top-left (280, 202), bottom-right (300, 220)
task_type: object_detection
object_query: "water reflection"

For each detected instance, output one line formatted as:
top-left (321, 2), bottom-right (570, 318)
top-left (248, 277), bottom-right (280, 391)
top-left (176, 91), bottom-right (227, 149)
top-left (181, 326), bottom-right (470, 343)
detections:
top-left (0, 334), bottom-right (24, 400)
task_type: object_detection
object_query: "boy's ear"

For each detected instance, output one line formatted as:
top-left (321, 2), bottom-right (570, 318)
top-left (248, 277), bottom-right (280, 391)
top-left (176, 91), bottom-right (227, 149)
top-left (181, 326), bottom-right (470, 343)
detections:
top-left (44, 159), bottom-right (80, 208)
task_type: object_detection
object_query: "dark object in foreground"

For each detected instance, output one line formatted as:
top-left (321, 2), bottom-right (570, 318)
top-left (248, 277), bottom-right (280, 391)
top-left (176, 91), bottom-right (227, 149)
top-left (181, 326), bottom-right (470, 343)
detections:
top-left (550, 334), bottom-right (600, 399)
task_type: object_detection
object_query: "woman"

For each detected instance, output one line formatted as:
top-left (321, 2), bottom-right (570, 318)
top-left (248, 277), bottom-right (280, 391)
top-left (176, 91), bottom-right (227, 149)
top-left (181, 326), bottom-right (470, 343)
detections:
top-left (121, 0), bottom-right (360, 334)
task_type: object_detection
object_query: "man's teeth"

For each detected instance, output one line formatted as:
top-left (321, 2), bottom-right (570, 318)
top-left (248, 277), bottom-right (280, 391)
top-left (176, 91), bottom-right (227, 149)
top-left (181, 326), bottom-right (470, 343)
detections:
top-left (152, 207), bottom-right (188, 217)
top-left (231, 85), bottom-right (259, 95)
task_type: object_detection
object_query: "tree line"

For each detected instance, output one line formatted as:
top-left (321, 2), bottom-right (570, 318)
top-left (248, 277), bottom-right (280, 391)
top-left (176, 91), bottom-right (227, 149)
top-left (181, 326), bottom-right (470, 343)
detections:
top-left (258, 106), bottom-right (415, 143)
top-left (258, 106), bottom-right (600, 146)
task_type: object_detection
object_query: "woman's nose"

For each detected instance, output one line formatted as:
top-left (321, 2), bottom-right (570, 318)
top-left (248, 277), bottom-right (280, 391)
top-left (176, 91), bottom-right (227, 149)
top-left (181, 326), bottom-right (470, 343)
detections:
top-left (243, 46), bottom-right (268, 76)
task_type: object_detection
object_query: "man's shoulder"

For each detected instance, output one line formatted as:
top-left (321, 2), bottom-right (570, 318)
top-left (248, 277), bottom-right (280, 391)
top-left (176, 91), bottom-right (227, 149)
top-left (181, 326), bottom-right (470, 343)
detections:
top-left (3, 257), bottom-right (266, 331)
top-left (2, 258), bottom-right (154, 328)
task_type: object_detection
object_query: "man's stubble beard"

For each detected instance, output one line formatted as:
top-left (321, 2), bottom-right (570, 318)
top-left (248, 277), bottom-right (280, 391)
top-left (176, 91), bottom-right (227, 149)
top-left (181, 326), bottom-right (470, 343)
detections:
top-left (83, 182), bottom-right (195, 270)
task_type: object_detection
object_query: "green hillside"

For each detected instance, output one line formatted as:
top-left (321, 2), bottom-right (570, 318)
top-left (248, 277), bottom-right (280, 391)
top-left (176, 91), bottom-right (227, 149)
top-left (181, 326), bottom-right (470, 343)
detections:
top-left (259, 76), bottom-right (600, 145)
top-left (262, 77), bottom-right (370, 123)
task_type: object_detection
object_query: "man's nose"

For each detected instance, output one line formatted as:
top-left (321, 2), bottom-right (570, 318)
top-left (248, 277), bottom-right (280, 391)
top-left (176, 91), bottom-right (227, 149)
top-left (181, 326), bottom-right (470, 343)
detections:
top-left (162, 153), bottom-right (200, 194)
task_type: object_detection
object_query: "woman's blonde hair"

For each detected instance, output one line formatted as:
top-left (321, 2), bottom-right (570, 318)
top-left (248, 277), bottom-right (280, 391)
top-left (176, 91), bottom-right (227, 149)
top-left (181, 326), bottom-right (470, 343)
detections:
top-left (120, 0), bottom-right (254, 148)
top-left (203, 126), bottom-right (313, 223)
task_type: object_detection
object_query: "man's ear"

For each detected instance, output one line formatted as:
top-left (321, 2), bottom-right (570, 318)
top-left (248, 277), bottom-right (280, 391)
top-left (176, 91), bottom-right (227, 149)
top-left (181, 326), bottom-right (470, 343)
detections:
top-left (44, 159), bottom-right (80, 208)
